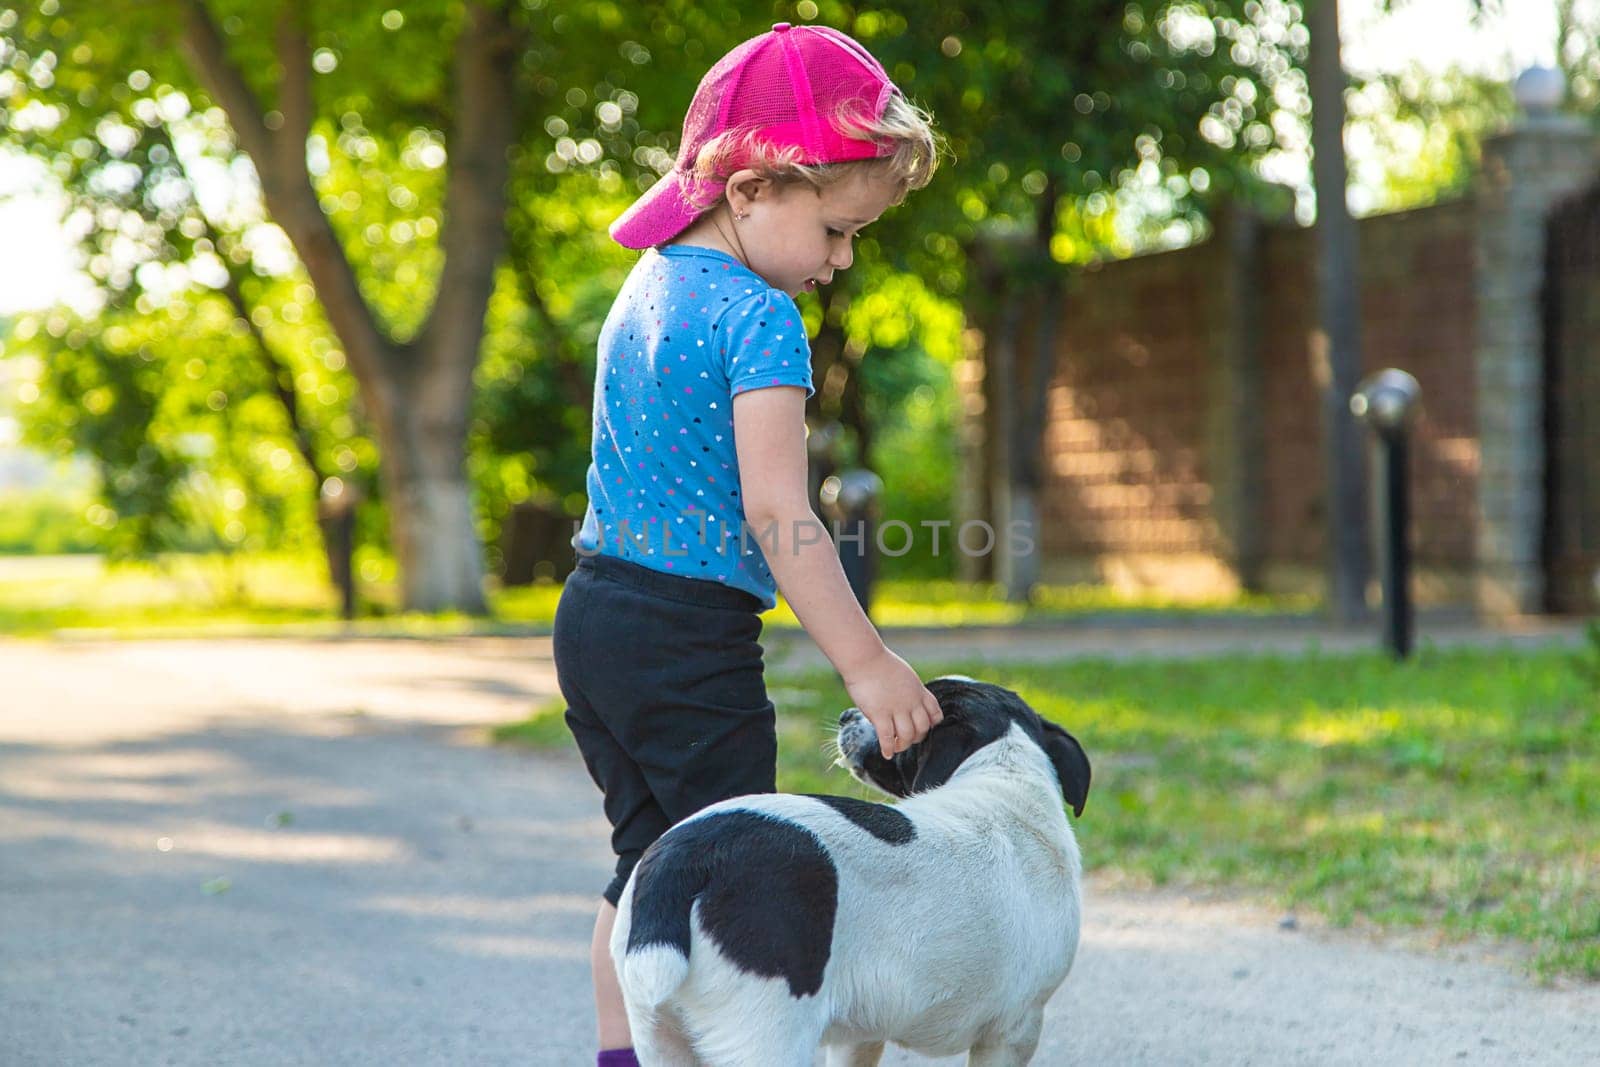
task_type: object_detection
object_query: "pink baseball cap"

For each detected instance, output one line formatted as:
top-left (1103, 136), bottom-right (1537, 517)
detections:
top-left (609, 22), bottom-right (900, 250)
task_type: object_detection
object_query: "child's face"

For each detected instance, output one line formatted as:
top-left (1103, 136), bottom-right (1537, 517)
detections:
top-left (734, 168), bottom-right (901, 299)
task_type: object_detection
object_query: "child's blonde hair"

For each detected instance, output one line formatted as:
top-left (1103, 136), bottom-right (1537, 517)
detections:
top-left (688, 93), bottom-right (942, 209)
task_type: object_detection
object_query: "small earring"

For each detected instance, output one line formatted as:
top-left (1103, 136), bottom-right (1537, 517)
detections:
top-left (735, 211), bottom-right (748, 221)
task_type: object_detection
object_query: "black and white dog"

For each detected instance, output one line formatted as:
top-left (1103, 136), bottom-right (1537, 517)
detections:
top-left (610, 676), bottom-right (1091, 1067)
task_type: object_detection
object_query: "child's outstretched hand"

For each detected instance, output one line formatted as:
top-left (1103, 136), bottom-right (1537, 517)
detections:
top-left (841, 648), bottom-right (943, 759)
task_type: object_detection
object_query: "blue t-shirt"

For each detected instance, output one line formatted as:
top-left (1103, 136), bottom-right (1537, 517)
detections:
top-left (576, 244), bottom-right (814, 608)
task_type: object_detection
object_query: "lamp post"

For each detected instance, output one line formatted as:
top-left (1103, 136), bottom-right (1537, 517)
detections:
top-left (1350, 370), bottom-right (1421, 658)
top-left (819, 468), bottom-right (883, 615)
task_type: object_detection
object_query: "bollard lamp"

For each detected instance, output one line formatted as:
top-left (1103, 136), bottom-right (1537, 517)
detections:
top-left (1350, 368), bottom-right (1421, 439)
top-left (819, 469), bottom-right (884, 519)
top-left (1350, 368), bottom-right (1420, 659)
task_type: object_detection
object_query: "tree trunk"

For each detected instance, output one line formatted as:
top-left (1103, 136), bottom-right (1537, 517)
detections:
top-left (953, 319), bottom-right (990, 583)
top-left (1003, 273), bottom-right (1062, 603)
top-left (989, 280), bottom-right (1029, 602)
top-left (178, 0), bottom-right (517, 614)
top-left (1307, 0), bottom-right (1371, 623)
top-left (973, 181), bottom-right (1061, 604)
top-left (378, 362), bottom-right (486, 613)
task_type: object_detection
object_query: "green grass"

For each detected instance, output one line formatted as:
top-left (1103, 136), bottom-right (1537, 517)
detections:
top-left (0, 554), bottom-right (341, 635)
top-left (491, 702), bottom-right (577, 749)
top-left (498, 648), bottom-right (1600, 982)
top-left (0, 551), bottom-right (1308, 637)
top-left (760, 579), bottom-right (1313, 629)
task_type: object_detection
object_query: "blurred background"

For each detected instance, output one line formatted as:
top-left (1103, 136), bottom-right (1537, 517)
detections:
top-left (1, 0), bottom-right (1596, 634)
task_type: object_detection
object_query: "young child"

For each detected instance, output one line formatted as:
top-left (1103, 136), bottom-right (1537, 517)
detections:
top-left (553, 22), bottom-right (943, 1065)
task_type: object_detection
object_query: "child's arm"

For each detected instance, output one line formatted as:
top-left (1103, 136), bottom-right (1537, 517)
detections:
top-left (733, 386), bottom-right (942, 758)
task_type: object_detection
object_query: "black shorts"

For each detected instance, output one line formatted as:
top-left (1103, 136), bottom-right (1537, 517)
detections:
top-left (553, 553), bottom-right (776, 905)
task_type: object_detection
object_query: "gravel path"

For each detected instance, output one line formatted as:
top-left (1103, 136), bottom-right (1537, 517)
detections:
top-left (1, 632), bottom-right (1593, 1065)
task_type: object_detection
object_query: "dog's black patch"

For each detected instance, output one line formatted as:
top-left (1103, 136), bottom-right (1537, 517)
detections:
top-left (917, 678), bottom-right (1092, 814)
top-left (627, 810), bottom-right (836, 997)
top-left (852, 742), bottom-right (914, 798)
top-left (839, 681), bottom-right (1018, 799)
top-left (803, 794), bottom-right (915, 845)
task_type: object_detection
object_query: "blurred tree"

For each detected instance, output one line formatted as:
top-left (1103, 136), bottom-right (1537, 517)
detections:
top-left (5, 0), bottom-right (1388, 611)
top-left (1306, 0), bottom-right (1369, 624)
top-left (3, 0), bottom-right (519, 612)
top-left (181, 0), bottom-right (516, 613)
top-left (820, 1), bottom-right (1312, 599)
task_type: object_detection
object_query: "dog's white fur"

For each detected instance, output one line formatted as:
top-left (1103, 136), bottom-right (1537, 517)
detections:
top-left (609, 699), bottom-right (1083, 1067)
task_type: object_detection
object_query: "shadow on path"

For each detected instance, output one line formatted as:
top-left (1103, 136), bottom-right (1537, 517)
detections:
top-left (0, 714), bottom-right (610, 1066)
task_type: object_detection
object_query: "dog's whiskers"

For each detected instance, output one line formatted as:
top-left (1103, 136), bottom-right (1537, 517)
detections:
top-left (814, 718), bottom-right (848, 769)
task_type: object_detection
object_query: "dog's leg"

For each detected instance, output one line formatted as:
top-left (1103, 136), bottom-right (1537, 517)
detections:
top-left (967, 1037), bottom-right (1043, 1067)
top-left (823, 1040), bottom-right (885, 1067)
top-left (625, 1004), bottom-right (698, 1067)
top-left (691, 1010), bottom-right (821, 1067)
top-left (966, 1008), bottom-right (1044, 1067)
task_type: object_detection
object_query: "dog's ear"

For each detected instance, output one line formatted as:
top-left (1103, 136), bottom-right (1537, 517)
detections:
top-left (1040, 719), bottom-right (1091, 817)
top-left (908, 731), bottom-right (969, 794)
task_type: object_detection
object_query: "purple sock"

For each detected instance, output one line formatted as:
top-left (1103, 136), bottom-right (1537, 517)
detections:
top-left (597, 1050), bottom-right (639, 1067)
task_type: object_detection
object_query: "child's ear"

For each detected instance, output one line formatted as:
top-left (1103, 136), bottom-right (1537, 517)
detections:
top-left (724, 169), bottom-right (770, 215)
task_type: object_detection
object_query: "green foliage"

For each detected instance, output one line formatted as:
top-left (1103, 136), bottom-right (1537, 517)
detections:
top-left (15, 312), bottom-right (194, 557)
top-left (0, 488), bottom-right (100, 553)
top-left (1, 3), bottom-right (388, 561)
top-left (1347, 68), bottom-right (1514, 214)
top-left (843, 270), bottom-right (963, 577)
top-left (469, 179), bottom-right (639, 561)
top-left (868, 376), bottom-right (958, 579)
top-left (10, 290), bottom-right (335, 559)
top-left (1555, 0), bottom-right (1600, 117)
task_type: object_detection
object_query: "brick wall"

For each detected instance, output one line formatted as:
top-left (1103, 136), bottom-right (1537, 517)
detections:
top-left (1039, 200), bottom-right (1481, 600)
top-left (1040, 241), bottom-right (1220, 559)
